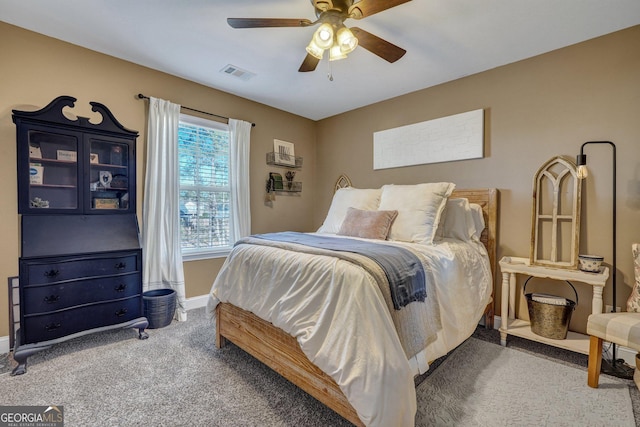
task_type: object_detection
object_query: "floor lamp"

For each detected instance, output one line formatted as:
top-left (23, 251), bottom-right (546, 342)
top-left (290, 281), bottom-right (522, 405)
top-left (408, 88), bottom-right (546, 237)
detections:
top-left (577, 141), bottom-right (633, 379)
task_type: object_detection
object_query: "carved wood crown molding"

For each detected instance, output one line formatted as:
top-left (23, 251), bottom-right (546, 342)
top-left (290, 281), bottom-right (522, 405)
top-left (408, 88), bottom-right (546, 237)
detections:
top-left (12, 96), bottom-right (138, 137)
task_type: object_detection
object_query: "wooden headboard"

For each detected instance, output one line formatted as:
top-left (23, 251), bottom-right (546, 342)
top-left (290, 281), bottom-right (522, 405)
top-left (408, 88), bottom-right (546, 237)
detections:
top-left (451, 188), bottom-right (499, 329)
top-left (333, 176), bottom-right (499, 327)
top-left (334, 175), bottom-right (498, 279)
top-left (451, 188), bottom-right (499, 281)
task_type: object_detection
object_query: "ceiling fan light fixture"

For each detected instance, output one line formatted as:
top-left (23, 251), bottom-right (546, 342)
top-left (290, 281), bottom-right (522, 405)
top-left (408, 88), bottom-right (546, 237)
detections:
top-left (329, 44), bottom-right (347, 61)
top-left (313, 23), bottom-right (334, 49)
top-left (227, 0), bottom-right (409, 73)
top-left (305, 39), bottom-right (325, 60)
top-left (337, 26), bottom-right (358, 54)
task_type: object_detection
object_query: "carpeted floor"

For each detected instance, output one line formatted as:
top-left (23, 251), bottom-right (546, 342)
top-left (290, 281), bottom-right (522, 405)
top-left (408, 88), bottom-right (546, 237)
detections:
top-left (416, 338), bottom-right (635, 426)
top-left (0, 308), bottom-right (638, 426)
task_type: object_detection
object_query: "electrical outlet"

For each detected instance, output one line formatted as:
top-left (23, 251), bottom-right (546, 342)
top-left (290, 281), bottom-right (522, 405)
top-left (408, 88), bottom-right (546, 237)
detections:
top-left (605, 305), bottom-right (622, 313)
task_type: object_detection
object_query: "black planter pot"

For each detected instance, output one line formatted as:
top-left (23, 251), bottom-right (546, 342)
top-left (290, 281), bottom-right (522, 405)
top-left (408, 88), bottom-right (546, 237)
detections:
top-left (143, 289), bottom-right (177, 329)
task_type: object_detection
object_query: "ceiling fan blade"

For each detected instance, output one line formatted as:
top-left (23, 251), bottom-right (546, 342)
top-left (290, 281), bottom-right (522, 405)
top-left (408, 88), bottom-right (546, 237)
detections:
top-left (351, 27), bottom-right (406, 63)
top-left (348, 0), bottom-right (412, 19)
top-left (299, 54), bottom-right (321, 72)
top-left (227, 18), bottom-right (314, 28)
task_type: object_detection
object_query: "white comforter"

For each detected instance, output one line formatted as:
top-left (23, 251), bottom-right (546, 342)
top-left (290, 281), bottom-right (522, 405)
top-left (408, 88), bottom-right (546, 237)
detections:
top-left (207, 234), bottom-right (492, 427)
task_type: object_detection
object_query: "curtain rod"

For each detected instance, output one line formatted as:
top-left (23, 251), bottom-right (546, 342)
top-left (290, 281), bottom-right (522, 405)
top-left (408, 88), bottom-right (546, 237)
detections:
top-left (137, 94), bottom-right (255, 127)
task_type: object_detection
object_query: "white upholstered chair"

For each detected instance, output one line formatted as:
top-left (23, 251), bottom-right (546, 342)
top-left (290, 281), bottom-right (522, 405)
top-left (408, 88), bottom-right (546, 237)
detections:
top-left (587, 312), bottom-right (640, 388)
top-left (587, 243), bottom-right (640, 389)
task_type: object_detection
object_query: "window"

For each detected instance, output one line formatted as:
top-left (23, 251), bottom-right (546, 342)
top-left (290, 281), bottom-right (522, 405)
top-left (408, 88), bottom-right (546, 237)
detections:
top-left (178, 114), bottom-right (233, 260)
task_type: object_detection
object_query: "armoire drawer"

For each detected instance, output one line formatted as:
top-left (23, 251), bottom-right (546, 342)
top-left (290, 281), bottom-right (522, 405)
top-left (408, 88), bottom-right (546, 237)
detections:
top-left (22, 273), bottom-right (141, 315)
top-left (22, 296), bottom-right (142, 343)
top-left (24, 253), bottom-right (139, 286)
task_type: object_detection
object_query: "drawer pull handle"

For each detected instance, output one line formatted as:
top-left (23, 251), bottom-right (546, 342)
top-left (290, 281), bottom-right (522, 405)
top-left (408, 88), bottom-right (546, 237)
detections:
top-left (44, 295), bottom-right (60, 304)
top-left (115, 308), bottom-right (128, 317)
top-left (115, 262), bottom-right (127, 270)
top-left (115, 283), bottom-right (127, 292)
top-left (45, 323), bottom-right (61, 331)
top-left (44, 269), bottom-right (60, 278)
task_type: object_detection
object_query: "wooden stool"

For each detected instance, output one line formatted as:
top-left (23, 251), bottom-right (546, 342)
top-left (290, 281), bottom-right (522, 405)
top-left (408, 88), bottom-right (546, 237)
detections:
top-left (587, 312), bottom-right (640, 388)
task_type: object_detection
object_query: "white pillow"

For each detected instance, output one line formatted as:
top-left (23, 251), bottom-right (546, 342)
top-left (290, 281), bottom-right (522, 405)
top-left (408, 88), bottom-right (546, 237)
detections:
top-left (469, 203), bottom-right (485, 241)
top-left (436, 198), bottom-right (485, 241)
top-left (378, 182), bottom-right (455, 244)
top-left (317, 187), bottom-right (382, 234)
top-left (436, 198), bottom-right (473, 241)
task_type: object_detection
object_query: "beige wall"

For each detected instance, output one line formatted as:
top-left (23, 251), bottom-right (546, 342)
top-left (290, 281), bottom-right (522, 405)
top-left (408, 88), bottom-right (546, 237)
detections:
top-left (0, 22), bottom-right (317, 337)
top-left (315, 25), bottom-right (640, 333)
top-left (1, 21), bottom-right (638, 340)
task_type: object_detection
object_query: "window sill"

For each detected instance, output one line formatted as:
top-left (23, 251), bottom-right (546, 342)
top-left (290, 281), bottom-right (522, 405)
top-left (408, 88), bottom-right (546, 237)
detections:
top-left (182, 248), bottom-right (231, 262)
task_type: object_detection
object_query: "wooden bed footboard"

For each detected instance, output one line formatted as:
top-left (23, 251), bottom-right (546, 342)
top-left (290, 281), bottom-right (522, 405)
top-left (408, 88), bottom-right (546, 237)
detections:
top-left (215, 302), bottom-right (364, 426)
top-left (215, 188), bottom-right (498, 426)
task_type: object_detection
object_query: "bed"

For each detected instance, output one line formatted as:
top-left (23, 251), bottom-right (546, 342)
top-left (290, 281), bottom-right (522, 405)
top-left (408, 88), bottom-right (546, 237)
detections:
top-left (208, 185), bottom-right (498, 427)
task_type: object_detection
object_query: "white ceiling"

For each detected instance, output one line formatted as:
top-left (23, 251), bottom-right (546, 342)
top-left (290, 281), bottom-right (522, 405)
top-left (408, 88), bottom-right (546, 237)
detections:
top-left (2, 0), bottom-right (639, 120)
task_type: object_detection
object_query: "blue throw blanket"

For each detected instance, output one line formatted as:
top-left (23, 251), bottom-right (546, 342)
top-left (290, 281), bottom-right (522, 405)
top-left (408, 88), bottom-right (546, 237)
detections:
top-left (249, 232), bottom-right (426, 310)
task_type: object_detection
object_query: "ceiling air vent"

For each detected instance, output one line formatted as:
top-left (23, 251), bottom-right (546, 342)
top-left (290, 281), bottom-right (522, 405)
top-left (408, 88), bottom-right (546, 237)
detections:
top-left (220, 64), bottom-right (255, 81)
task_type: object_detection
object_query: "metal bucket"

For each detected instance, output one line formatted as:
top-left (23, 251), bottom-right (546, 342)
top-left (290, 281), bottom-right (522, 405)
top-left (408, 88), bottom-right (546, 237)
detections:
top-left (524, 278), bottom-right (578, 340)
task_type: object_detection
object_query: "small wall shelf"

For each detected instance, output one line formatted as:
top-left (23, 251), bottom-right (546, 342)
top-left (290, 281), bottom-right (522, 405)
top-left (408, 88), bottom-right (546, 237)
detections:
top-left (266, 151), bottom-right (302, 199)
top-left (276, 181), bottom-right (302, 193)
top-left (266, 181), bottom-right (302, 193)
top-left (266, 152), bottom-right (303, 169)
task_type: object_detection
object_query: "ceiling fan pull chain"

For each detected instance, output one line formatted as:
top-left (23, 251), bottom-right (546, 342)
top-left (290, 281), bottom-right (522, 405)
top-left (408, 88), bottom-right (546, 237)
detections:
top-left (327, 60), bottom-right (334, 81)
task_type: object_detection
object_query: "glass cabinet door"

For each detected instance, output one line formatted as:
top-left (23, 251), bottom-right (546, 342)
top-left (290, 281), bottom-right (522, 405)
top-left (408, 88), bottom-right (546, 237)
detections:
top-left (26, 129), bottom-right (79, 211)
top-left (87, 137), bottom-right (131, 212)
top-left (15, 96), bottom-right (138, 216)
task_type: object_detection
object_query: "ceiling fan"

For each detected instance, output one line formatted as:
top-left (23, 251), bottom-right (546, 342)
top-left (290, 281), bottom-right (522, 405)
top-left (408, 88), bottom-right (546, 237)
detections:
top-left (227, 0), bottom-right (411, 72)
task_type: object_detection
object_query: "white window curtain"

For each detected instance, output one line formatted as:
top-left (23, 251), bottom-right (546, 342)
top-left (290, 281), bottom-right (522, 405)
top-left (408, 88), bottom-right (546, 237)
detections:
top-left (142, 97), bottom-right (187, 321)
top-left (229, 119), bottom-right (252, 240)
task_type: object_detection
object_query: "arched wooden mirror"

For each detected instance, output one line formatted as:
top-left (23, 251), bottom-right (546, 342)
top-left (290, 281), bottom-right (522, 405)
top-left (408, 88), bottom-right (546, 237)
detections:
top-left (530, 156), bottom-right (582, 269)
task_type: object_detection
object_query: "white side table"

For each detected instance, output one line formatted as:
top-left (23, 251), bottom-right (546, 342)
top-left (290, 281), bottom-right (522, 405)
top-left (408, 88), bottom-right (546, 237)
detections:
top-left (499, 256), bottom-right (609, 355)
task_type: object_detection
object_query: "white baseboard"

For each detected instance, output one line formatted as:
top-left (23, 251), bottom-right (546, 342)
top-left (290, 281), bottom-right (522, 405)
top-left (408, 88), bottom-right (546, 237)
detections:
top-left (0, 336), bottom-right (9, 355)
top-left (184, 294), bottom-right (209, 311)
top-left (492, 315), bottom-right (502, 330)
top-left (0, 294), bottom-right (211, 355)
top-left (615, 345), bottom-right (638, 367)
top-left (492, 315), bottom-right (637, 367)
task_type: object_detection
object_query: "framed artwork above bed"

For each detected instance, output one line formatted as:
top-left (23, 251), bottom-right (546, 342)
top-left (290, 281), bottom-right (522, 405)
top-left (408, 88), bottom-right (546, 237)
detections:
top-left (373, 109), bottom-right (484, 170)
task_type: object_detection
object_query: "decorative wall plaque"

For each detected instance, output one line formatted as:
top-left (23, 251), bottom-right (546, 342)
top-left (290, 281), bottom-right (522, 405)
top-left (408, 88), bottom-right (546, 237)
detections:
top-left (530, 156), bottom-right (581, 269)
